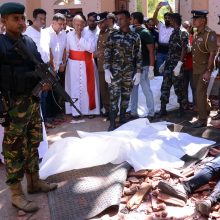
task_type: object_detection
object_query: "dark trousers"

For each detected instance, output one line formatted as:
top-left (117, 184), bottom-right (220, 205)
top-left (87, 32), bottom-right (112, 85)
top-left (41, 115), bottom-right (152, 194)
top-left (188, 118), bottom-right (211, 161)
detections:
top-left (193, 74), bottom-right (210, 120)
top-left (98, 71), bottom-right (110, 113)
top-left (183, 69), bottom-right (196, 106)
top-left (184, 155), bottom-right (220, 203)
top-left (160, 70), bottom-right (186, 106)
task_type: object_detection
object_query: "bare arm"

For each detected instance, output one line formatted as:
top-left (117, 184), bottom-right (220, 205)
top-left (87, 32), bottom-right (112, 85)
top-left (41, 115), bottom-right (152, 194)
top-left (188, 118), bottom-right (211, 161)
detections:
top-left (153, 3), bottom-right (163, 26)
top-left (168, 3), bottom-right (173, 13)
top-left (49, 48), bottom-right (55, 71)
top-left (146, 43), bottom-right (155, 66)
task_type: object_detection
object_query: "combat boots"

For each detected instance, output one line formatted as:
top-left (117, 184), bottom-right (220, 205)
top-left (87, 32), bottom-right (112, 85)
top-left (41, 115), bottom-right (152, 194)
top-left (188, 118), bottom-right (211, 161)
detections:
top-left (108, 111), bottom-right (116, 131)
top-left (10, 182), bottom-right (39, 212)
top-left (176, 104), bottom-right (185, 118)
top-left (26, 172), bottom-right (57, 194)
top-left (119, 108), bottom-right (128, 125)
top-left (156, 103), bottom-right (167, 118)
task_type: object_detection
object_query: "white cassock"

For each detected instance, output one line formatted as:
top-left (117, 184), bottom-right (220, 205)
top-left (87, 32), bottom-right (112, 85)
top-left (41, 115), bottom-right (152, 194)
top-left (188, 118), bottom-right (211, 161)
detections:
top-left (65, 29), bottom-right (100, 116)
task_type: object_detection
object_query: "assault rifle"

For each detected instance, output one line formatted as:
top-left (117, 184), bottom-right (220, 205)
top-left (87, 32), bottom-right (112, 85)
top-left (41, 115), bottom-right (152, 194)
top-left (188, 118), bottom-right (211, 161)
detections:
top-left (13, 38), bottom-right (82, 116)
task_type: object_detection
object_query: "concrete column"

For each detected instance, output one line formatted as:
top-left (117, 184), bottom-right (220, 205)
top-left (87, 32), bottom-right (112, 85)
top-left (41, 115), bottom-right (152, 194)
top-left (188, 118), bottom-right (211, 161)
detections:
top-left (179, 0), bottom-right (192, 23)
top-left (208, 0), bottom-right (220, 35)
top-left (101, 0), bottom-right (115, 12)
top-left (192, 0), bottom-right (208, 10)
top-left (142, 0), bottom-right (148, 17)
top-left (26, 0), bottom-right (41, 20)
top-left (129, 0), bottom-right (137, 13)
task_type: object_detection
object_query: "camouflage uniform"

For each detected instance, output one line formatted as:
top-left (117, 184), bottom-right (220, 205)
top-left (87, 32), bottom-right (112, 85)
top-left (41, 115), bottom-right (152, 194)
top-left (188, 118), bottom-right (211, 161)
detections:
top-left (3, 96), bottom-right (42, 185)
top-left (104, 29), bottom-right (142, 114)
top-left (160, 28), bottom-right (188, 105)
top-left (0, 34), bottom-right (43, 186)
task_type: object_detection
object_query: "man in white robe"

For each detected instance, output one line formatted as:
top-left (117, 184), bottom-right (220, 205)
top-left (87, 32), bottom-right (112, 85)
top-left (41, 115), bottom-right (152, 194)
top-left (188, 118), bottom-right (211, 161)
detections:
top-left (65, 15), bottom-right (100, 116)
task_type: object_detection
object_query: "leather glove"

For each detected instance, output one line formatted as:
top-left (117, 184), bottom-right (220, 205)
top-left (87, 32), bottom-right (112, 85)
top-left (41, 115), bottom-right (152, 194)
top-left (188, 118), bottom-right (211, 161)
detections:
top-left (104, 69), bottom-right (113, 84)
top-left (159, 61), bottom-right (166, 74)
top-left (133, 73), bottom-right (141, 85)
top-left (173, 61), bottom-right (183, 76)
top-left (148, 66), bottom-right (154, 80)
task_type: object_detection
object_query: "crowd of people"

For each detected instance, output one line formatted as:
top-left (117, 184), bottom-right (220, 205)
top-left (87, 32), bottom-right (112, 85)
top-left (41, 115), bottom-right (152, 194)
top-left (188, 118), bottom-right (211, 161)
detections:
top-left (0, 1), bottom-right (220, 216)
top-left (0, 2), bottom-right (218, 131)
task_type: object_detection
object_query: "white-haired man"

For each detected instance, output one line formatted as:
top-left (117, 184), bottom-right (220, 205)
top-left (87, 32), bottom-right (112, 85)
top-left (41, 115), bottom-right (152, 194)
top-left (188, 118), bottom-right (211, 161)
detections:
top-left (65, 15), bottom-right (100, 117)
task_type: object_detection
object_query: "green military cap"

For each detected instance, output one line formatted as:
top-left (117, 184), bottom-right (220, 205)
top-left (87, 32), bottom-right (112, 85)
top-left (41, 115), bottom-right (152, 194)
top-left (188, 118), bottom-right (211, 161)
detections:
top-left (0, 2), bottom-right (25, 16)
top-left (191, 10), bottom-right (208, 19)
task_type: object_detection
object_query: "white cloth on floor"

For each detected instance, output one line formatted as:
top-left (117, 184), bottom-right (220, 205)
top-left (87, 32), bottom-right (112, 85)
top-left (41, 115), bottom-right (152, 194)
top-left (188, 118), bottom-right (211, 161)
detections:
top-left (131, 76), bottom-right (193, 116)
top-left (39, 118), bottom-right (214, 179)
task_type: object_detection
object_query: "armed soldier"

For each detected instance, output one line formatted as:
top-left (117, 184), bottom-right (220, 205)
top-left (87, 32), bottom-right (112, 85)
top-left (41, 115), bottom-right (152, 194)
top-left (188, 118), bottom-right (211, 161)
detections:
top-left (157, 13), bottom-right (188, 118)
top-left (104, 10), bottom-right (142, 131)
top-left (0, 3), bottom-right (57, 212)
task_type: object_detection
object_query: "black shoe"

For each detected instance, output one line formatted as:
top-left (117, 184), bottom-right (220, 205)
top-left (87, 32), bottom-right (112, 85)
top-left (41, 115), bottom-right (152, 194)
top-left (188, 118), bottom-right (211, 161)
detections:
top-left (157, 181), bottom-right (188, 202)
top-left (191, 120), bottom-right (207, 128)
top-left (146, 115), bottom-right (154, 122)
top-left (155, 109), bottom-right (167, 118)
top-left (176, 108), bottom-right (184, 118)
top-left (108, 111), bottom-right (116, 131)
top-left (108, 123), bottom-right (116, 131)
top-left (119, 109), bottom-right (128, 125)
top-left (195, 199), bottom-right (212, 216)
top-left (129, 114), bottom-right (139, 120)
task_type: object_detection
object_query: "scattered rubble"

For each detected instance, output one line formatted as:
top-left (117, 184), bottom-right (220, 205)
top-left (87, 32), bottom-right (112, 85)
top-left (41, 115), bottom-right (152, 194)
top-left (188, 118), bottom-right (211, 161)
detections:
top-left (119, 149), bottom-right (220, 219)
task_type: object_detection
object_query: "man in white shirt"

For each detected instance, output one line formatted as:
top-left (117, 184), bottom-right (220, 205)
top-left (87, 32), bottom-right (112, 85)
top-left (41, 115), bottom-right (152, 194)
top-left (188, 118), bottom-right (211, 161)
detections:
top-left (84, 12), bottom-right (100, 42)
top-left (44, 13), bottom-right (67, 72)
top-left (24, 8), bottom-right (46, 54)
top-left (43, 13), bottom-right (67, 120)
top-left (153, 2), bottom-right (173, 75)
top-left (24, 8), bottom-right (48, 158)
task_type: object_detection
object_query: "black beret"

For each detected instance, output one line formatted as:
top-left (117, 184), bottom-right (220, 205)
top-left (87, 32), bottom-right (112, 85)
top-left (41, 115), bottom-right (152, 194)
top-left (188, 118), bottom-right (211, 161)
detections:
top-left (0, 2), bottom-right (25, 15)
top-left (191, 10), bottom-right (208, 19)
top-left (95, 12), bottom-right (108, 23)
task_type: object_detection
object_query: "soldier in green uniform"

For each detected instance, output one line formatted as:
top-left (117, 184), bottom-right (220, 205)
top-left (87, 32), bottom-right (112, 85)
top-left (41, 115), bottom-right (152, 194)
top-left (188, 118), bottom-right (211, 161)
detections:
top-left (95, 12), bottom-right (112, 119)
top-left (0, 2), bottom-right (57, 212)
top-left (104, 10), bottom-right (142, 131)
top-left (190, 10), bottom-right (217, 128)
top-left (157, 13), bottom-right (188, 118)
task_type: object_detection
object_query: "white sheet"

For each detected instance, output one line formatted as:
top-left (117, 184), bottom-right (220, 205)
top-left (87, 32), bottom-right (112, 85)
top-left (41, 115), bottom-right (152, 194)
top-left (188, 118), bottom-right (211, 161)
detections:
top-left (128, 76), bottom-right (192, 116)
top-left (39, 119), bottom-right (214, 179)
